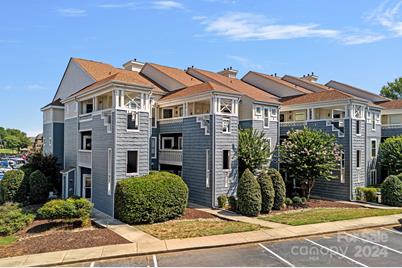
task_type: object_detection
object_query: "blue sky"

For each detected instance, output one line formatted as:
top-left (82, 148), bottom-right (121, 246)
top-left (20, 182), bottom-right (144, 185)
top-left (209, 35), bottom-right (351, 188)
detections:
top-left (1, 0), bottom-right (402, 136)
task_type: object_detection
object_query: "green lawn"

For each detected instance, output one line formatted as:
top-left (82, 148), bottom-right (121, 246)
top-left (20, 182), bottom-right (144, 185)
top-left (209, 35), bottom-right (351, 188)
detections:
top-left (137, 219), bottom-right (262, 240)
top-left (0, 148), bottom-right (17, 155)
top-left (0, 236), bottom-right (16, 246)
top-left (259, 208), bottom-right (402, 226)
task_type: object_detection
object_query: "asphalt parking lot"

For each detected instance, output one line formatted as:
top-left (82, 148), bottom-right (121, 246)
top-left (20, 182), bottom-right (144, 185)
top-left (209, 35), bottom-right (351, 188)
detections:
top-left (65, 226), bottom-right (402, 267)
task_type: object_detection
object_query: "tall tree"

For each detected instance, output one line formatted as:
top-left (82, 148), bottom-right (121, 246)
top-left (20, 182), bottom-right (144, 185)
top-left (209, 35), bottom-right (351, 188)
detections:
top-left (380, 77), bottom-right (402, 100)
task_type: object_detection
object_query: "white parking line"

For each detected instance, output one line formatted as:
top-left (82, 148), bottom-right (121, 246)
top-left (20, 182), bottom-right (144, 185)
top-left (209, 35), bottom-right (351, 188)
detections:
top-left (304, 239), bottom-right (367, 267)
top-left (344, 233), bottom-right (402, 255)
top-left (381, 227), bottom-right (402, 235)
top-left (258, 243), bottom-right (294, 267)
top-left (89, 261), bottom-right (95, 267)
top-left (153, 254), bottom-right (158, 267)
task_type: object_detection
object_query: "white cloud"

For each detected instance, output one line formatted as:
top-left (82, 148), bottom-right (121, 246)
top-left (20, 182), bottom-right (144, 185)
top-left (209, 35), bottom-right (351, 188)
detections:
top-left (98, 2), bottom-right (137, 8)
top-left (367, 0), bottom-right (402, 36)
top-left (192, 15), bottom-right (208, 21)
top-left (341, 34), bottom-right (385, 45)
top-left (202, 12), bottom-right (339, 41)
top-left (227, 55), bottom-right (263, 70)
top-left (27, 84), bottom-right (46, 91)
top-left (152, 1), bottom-right (184, 10)
top-left (57, 8), bottom-right (87, 17)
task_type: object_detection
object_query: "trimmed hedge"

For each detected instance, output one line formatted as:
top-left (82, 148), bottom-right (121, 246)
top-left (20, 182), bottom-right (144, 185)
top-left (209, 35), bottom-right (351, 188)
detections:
top-left (0, 203), bottom-right (34, 235)
top-left (29, 170), bottom-right (49, 204)
top-left (381, 175), bottom-right (402, 207)
top-left (265, 168), bottom-right (286, 210)
top-left (0, 170), bottom-right (26, 203)
top-left (114, 172), bottom-right (189, 224)
top-left (257, 172), bottom-right (274, 213)
top-left (237, 169), bottom-right (261, 216)
top-left (356, 187), bottom-right (379, 203)
top-left (37, 198), bottom-right (92, 227)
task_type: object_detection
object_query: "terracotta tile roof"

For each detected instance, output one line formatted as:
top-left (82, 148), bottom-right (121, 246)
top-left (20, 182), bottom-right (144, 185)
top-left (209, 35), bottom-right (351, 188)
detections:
top-left (281, 89), bottom-right (360, 106)
top-left (282, 75), bottom-right (331, 92)
top-left (248, 72), bottom-right (313, 94)
top-left (161, 81), bottom-right (241, 101)
top-left (188, 68), bottom-right (279, 104)
top-left (379, 100), bottom-right (402, 109)
top-left (148, 63), bottom-right (202, 87)
top-left (72, 58), bottom-right (117, 81)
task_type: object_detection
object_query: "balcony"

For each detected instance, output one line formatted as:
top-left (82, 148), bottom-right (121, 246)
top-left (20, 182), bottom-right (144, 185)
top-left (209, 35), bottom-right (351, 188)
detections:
top-left (159, 150), bottom-right (182, 166)
top-left (78, 150), bottom-right (92, 168)
top-left (382, 123), bottom-right (402, 129)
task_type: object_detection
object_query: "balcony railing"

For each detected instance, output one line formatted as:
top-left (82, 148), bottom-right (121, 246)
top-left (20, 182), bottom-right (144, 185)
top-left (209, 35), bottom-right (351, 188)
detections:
top-left (78, 150), bottom-right (92, 168)
top-left (159, 117), bottom-right (183, 125)
top-left (159, 149), bottom-right (182, 166)
top-left (280, 121), bottom-right (307, 127)
top-left (382, 124), bottom-right (402, 129)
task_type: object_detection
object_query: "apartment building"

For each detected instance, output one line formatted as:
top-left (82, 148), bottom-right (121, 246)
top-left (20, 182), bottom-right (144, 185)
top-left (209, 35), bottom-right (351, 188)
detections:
top-left (42, 57), bottom-right (402, 216)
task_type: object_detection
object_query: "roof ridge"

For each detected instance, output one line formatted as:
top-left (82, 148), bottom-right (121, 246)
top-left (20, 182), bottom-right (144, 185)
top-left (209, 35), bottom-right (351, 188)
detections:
top-left (72, 57), bottom-right (114, 67)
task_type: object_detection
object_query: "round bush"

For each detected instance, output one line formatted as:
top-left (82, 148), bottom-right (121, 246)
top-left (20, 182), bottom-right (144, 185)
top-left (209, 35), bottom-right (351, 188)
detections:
top-left (217, 194), bottom-right (228, 208)
top-left (381, 175), bottom-right (402, 207)
top-left (228, 196), bottom-right (237, 211)
top-left (257, 172), bottom-right (274, 213)
top-left (29, 170), bottom-right (49, 204)
top-left (265, 168), bottom-right (286, 210)
top-left (0, 203), bottom-right (34, 235)
top-left (292, 196), bottom-right (302, 206)
top-left (0, 170), bottom-right (26, 203)
top-left (237, 169), bottom-right (261, 216)
top-left (285, 197), bottom-right (293, 206)
top-left (114, 172), bottom-right (189, 224)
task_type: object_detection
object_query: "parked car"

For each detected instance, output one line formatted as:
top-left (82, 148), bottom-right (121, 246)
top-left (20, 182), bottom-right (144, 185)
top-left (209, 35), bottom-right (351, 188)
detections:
top-left (0, 160), bottom-right (12, 180)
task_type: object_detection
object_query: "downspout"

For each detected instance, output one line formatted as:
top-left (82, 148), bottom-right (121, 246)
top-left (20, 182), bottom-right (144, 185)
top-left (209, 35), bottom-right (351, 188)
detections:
top-left (211, 109), bottom-right (216, 208)
top-left (349, 101), bottom-right (353, 201)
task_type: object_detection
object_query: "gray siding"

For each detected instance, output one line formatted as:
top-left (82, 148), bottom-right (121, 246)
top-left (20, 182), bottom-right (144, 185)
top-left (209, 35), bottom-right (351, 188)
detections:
top-left (382, 126), bottom-right (402, 139)
top-left (350, 119), bottom-right (366, 198)
top-left (366, 116), bottom-right (381, 185)
top-left (43, 123), bottom-right (52, 155)
top-left (64, 118), bottom-right (78, 169)
top-left (53, 123), bottom-right (64, 166)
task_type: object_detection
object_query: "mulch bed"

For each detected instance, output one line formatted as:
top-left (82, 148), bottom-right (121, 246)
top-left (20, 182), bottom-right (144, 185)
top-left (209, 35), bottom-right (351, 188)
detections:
top-left (268, 199), bottom-right (363, 214)
top-left (0, 220), bottom-right (130, 258)
top-left (178, 208), bottom-right (217, 220)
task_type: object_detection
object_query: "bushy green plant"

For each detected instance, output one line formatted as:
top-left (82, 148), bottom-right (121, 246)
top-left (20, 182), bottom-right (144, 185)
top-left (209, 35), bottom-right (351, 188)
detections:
top-left (217, 194), bottom-right (228, 208)
top-left (265, 168), bottom-right (286, 210)
top-left (292, 196), bottom-right (303, 206)
top-left (257, 172), bottom-right (274, 213)
top-left (301, 197), bottom-right (307, 204)
top-left (280, 128), bottom-right (342, 198)
top-left (29, 170), bottom-right (49, 204)
top-left (0, 203), bottom-right (34, 235)
top-left (381, 175), bottom-right (402, 206)
top-left (397, 173), bottom-right (402, 181)
top-left (228, 196), bottom-right (237, 211)
top-left (238, 128), bottom-right (271, 174)
top-left (285, 197), bottom-right (293, 206)
top-left (356, 187), bottom-right (379, 202)
top-left (0, 170), bottom-right (26, 203)
top-left (37, 198), bottom-right (93, 227)
top-left (237, 169), bottom-right (261, 216)
top-left (379, 136), bottom-right (402, 176)
top-left (115, 172), bottom-right (188, 224)
top-left (25, 153), bottom-right (61, 193)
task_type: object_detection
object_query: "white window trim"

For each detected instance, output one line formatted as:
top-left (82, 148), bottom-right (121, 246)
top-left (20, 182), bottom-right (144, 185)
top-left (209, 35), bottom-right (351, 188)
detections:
top-left (82, 174), bottom-right (92, 201)
top-left (356, 150), bottom-right (362, 169)
top-left (161, 137), bottom-right (175, 150)
top-left (162, 108), bottom-right (174, 119)
top-left (223, 150), bottom-right (231, 171)
top-left (222, 118), bottom-right (231, 134)
top-left (82, 135), bottom-right (91, 151)
top-left (370, 169), bottom-right (377, 184)
top-left (270, 107), bottom-right (278, 121)
top-left (371, 139), bottom-right (377, 158)
top-left (263, 107), bottom-right (270, 128)
top-left (152, 107), bottom-right (157, 128)
top-left (151, 137), bottom-right (157, 159)
top-left (127, 111), bottom-right (140, 132)
top-left (107, 148), bottom-right (112, 196)
top-left (340, 151), bottom-right (345, 183)
top-left (126, 150), bottom-right (139, 176)
top-left (371, 113), bottom-right (376, 131)
top-left (206, 149), bottom-right (210, 188)
top-left (356, 120), bottom-right (362, 136)
top-left (255, 106), bottom-right (262, 116)
top-left (178, 136), bottom-right (183, 150)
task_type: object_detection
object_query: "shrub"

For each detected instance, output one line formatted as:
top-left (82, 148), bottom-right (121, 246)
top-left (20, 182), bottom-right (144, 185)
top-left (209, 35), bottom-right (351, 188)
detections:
top-left (0, 170), bottom-right (26, 203)
top-left (217, 194), bottom-right (228, 208)
top-left (29, 170), bottom-right (49, 204)
top-left (285, 197), bottom-right (293, 206)
top-left (265, 168), bottom-right (286, 210)
top-left (356, 187), bottom-right (379, 203)
top-left (301, 197), bottom-right (307, 204)
top-left (115, 172), bottom-right (188, 224)
top-left (381, 175), bottom-right (402, 207)
top-left (379, 136), bottom-right (402, 175)
top-left (0, 203), bottom-right (34, 235)
top-left (228, 196), bottom-right (237, 211)
top-left (25, 153), bottom-right (60, 193)
top-left (292, 196), bottom-right (303, 206)
top-left (237, 169), bottom-right (261, 217)
top-left (397, 173), bottom-right (402, 182)
top-left (37, 198), bottom-right (92, 227)
top-left (257, 172), bottom-right (274, 213)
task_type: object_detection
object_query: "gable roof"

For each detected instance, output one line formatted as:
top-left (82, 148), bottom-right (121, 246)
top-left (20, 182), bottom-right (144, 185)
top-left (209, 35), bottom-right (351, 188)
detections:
top-left (187, 68), bottom-right (279, 104)
top-left (379, 100), bottom-right (402, 109)
top-left (161, 81), bottom-right (241, 101)
top-left (147, 63), bottom-right (202, 87)
top-left (282, 75), bottom-right (330, 92)
top-left (281, 89), bottom-right (366, 106)
top-left (247, 72), bottom-right (313, 94)
top-left (326, 80), bottom-right (389, 103)
top-left (72, 58), bottom-right (117, 81)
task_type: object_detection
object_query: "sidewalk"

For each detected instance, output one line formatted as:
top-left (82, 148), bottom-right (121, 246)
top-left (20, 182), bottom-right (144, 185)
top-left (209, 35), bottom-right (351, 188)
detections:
top-left (1, 213), bottom-right (401, 267)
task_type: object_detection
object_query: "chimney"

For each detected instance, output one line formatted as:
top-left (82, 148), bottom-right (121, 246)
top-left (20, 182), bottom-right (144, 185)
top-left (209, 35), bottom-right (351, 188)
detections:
top-left (123, 59), bottom-right (144, 72)
top-left (218, 66), bottom-right (238, 78)
top-left (301, 72), bottom-right (319, 82)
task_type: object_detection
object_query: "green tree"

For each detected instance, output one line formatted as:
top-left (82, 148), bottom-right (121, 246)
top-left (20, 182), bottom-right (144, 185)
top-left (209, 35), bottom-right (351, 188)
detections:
top-left (238, 128), bottom-right (271, 174)
top-left (3, 135), bottom-right (21, 150)
top-left (0, 127), bottom-right (31, 150)
top-left (379, 136), bottom-right (402, 175)
top-left (280, 128), bottom-right (342, 198)
top-left (380, 77), bottom-right (402, 99)
top-left (237, 169), bottom-right (262, 216)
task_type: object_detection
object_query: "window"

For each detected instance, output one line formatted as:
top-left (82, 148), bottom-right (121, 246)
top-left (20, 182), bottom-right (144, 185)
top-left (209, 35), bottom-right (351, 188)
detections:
top-left (219, 98), bottom-right (233, 114)
top-left (353, 104), bottom-right (364, 119)
top-left (161, 137), bottom-right (174, 150)
top-left (370, 169), bottom-right (377, 185)
top-left (107, 148), bottom-right (112, 196)
top-left (83, 174), bottom-right (92, 199)
top-left (163, 109), bottom-right (173, 119)
top-left (178, 136), bottom-right (183, 150)
top-left (223, 150), bottom-right (231, 170)
top-left (81, 131), bottom-right (92, 150)
top-left (340, 151), bottom-right (345, 183)
top-left (152, 107), bottom-right (157, 128)
top-left (308, 109), bottom-right (313, 120)
top-left (127, 112), bottom-right (139, 130)
top-left (264, 108), bottom-right (269, 128)
top-left (372, 113), bottom-right (376, 130)
top-left (127, 151), bottom-right (138, 174)
top-left (371, 139), bottom-right (377, 158)
top-left (280, 114), bottom-right (285, 122)
top-left (222, 118), bottom-right (231, 133)
top-left (295, 112), bottom-right (306, 121)
top-left (255, 106), bottom-right (262, 116)
top-left (151, 137), bottom-right (157, 159)
top-left (356, 120), bottom-right (361, 135)
top-left (271, 108), bottom-right (278, 121)
top-left (356, 150), bottom-right (361, 169)
top-left (178, 106), bottom-right (184, 117)
top-left (206, 149), bottom-right (210, 188)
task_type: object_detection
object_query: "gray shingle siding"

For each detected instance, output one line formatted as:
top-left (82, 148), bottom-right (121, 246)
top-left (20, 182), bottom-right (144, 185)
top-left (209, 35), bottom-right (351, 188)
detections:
top-left (53, 123), bottom-right (64, 166)
top-left (366, 118), bottom-right (381, 184)
top-left (150, 126), bottom-right (159, 170)
top-left (43, 123), bottom-right (52, 155)
top-left (382, 126), bottom-right (402, 138)
top-left (64, 118), bottom-right (78, 169)
top-left (350, 119), bottom-right (366, 198)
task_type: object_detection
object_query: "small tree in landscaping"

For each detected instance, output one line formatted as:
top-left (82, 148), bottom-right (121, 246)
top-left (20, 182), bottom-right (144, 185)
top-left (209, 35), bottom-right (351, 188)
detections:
top-left (257, 172), bottom-right (274, 213)
top-left (379, 136), bottom-right (402, 176)
top-left (0, 203), bottom-right (34, 235)
top-left (25, 153), bottom-right (60, 193)
top-left (29, 170), bottom-right (49, 204)
top-left (237, 169), bottom-right (261, 216)
top-left (238, 128), bottom-right (271, 174)
top-left (280, 128), bottom-right (342, 198)
top-left (0, 170), bottom-right (26, 203)
top-left (381, 175), bottom-right (402, 207)
top-left (265, 168), bottom-right (286, 210)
